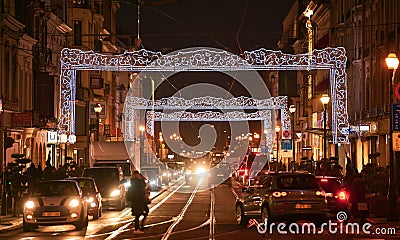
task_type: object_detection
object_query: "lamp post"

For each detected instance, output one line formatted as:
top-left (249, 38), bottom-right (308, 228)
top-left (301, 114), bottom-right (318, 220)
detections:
top-left (275, 125), bottom-right (281, 172)
top-left (93, 104), bottom-right (102, 142)
top-left (139, 125), bottom-right (146, 164)
top-left (320, 94), bottom-right (330, 160)
top-left (385, 52), bottom-right (399, 221)
top-left (159, 132), bottom-right (164, 161)
top-left (289, 105), bottom-right (296, 171)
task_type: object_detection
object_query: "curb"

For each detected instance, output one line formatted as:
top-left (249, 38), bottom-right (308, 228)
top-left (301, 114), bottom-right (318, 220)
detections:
top-left (0, 218), bottom-right (22, 233)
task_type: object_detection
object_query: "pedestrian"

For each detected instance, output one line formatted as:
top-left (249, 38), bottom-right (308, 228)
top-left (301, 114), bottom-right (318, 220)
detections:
top-left (24, 163), bottom-right (40, 194)
top-left (42, 160), bottom-right (58, 180)
top-left (127, 170), bottom-right (149, 234)
top-left (349, 172), bottom-right (368, 223)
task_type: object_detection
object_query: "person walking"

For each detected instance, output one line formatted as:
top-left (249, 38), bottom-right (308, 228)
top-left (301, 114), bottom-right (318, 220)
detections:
top-left (127, 170), bottom-right (149, 234)
top-left (349, 172), bottom-right (368, 223)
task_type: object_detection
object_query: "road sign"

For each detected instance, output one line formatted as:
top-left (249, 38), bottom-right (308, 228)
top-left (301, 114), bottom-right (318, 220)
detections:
top-left (396, 82), bottom-right (400, 100)
top-left (282, 130), bottom-right (291, 139)
top-left (281, 139), bottom-right (292, 150)
top-left (392, 103), bottom-right (400, 131)
top-left (393, 133), bottom-right (400, 151)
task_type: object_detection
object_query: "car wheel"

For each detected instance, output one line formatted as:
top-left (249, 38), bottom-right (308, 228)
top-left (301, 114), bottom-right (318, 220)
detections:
top-left (75, 214), bottom-right (89, 230)
top-left (23, 219), bottom-right (36, 232)
top-left (261, 205), bottom-right (272, 225)
top-left (236, 204), bottom-right (247, 225)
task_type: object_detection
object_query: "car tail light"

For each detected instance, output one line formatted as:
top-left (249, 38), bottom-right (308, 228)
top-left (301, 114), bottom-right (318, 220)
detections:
top-left (316, 190), bottom-right (326, 197)
top-left (272, 191), bottom-right (287, 197)
top-left (320, 178), bottom-right (328, 182)
top-left (337, 191), bottom-right (346, 200)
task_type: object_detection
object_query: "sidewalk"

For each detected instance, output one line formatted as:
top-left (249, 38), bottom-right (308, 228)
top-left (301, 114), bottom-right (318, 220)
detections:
top-left (0, 214), bottom-right (22, 232)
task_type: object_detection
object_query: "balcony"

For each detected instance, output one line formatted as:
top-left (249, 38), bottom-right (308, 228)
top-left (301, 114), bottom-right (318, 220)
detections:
top-left (34, 48), bottom-right (52, 65)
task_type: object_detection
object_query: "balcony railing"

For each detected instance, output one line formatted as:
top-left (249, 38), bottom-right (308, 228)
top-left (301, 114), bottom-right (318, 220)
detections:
top-left (34, 48), bottom-right (52, 64)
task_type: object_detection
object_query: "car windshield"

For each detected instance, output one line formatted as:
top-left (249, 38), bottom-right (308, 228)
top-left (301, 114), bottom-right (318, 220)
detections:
top-left (93, 162), bottom-right (131, 176)
top-left (142, 170), bottom-right (156, 180)
top-left (83, 168), bottom-right (119, 189)
top-left (75, 179), bottom-right (96, 194)
top-left (277, 175), bottom-right (319, 190)
top-left (33, 182), bottom-right (78, 197)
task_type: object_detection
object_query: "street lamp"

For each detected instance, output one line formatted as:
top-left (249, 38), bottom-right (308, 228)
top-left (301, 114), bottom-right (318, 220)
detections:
top-left (159, 132), bottom-right (164, 161)
top-left (385, 52), bottom-right (399, 221)
top-left (93, 103), bottom-right (102, 141)
top-left (289, 104), bottom-right (296, 171)
top-left (320, 94), bottom-right (330, 160)
top-left (275, 125), bottom-right (281, 172)
top-left (139, 125), bottom-right (146, 164)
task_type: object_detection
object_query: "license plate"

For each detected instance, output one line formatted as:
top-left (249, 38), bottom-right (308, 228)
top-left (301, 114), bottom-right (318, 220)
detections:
top-left (295, 203), bottom-right (312, 209)
top-left (43, 212), bottom-right (60, 217)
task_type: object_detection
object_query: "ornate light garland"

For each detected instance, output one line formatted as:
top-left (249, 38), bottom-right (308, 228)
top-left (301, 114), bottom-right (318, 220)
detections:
top-left (144, 110), bottom-right (274, 153)
top-left (59, 47), bottom-right (349, 143)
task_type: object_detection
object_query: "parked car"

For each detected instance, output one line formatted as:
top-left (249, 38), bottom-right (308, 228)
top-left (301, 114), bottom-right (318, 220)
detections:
top-left (142, 165), bottom-right (165, 185)
top-left (236, 172), bottom-right (327, 226)
top-left (83, 166), bottom-right (126, 210)
top-left (69, 177), bottom-right (103, 219)
top-left (315, 175), bottom-right (350, 215)
top-left (22, 180), bottom-right (88, 231)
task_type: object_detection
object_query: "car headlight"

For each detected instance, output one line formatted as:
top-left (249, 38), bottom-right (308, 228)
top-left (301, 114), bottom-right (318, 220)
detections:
top-left (25, 200), bottom-right (35, 209)
top-left (111, 189), bottom-right (121, 197)
top-left (69, 199), bottom-right (80, 208)
top-left (196, 167), bottom-right (206, 174)
top-left (86, 197), bottom-right (94, 203)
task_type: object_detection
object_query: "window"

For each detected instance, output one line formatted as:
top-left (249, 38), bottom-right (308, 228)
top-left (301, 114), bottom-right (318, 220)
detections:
top-left (74, 20), bottom-right (82, 46)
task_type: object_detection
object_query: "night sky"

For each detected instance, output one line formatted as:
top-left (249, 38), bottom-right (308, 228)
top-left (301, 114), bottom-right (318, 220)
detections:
top-left (117, 0), bottom-right (294, 54)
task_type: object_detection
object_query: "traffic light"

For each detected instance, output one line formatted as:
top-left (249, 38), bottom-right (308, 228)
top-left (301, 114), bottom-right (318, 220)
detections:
top-left (4, 137), bottom-right (14, 149)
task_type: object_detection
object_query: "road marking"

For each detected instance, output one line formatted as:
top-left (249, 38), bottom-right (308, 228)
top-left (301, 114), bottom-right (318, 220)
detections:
top-left (161, 182), bottom-right (200, 240)
top-left (209, 186), bottom-right (215, 240)
top-left (90, 182), bottom-right (186, 240)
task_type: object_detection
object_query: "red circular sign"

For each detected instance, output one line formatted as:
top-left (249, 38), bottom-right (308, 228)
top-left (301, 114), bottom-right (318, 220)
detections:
top-left (282, 130), bottom-right (291, 139)
top-left (396, 82), bottom-right (400, 100)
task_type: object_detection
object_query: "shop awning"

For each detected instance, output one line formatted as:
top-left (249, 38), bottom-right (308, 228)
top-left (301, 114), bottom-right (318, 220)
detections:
top-left (90, 142), bottom-right (130, 161)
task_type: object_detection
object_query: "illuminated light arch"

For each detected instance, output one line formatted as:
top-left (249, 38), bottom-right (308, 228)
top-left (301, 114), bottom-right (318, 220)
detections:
top-left (59, 47), bottom-right (348, 143)
top-left (144, 110), bottom-right (273, 151)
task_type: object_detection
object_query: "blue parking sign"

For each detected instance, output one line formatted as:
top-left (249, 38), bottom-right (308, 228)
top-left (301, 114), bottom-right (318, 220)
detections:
top-left (281, 139), bottom-right (292, 150)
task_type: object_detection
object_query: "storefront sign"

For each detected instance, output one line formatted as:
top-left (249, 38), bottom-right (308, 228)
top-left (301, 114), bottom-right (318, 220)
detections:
top-left (12, 112), bottom-right (32, 127)
top-left (47, 131), bottom-right (58, 144)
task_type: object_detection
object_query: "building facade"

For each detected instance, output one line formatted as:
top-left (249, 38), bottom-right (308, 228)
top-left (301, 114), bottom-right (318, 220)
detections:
top-left (279, 0), bottom-right (400, 173)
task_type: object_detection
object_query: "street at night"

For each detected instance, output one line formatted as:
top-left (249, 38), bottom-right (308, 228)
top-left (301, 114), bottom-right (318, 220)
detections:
top-left (1, 0), bottom-right (400, 239)
top-left (0, 177), bottom-right (399, 239)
